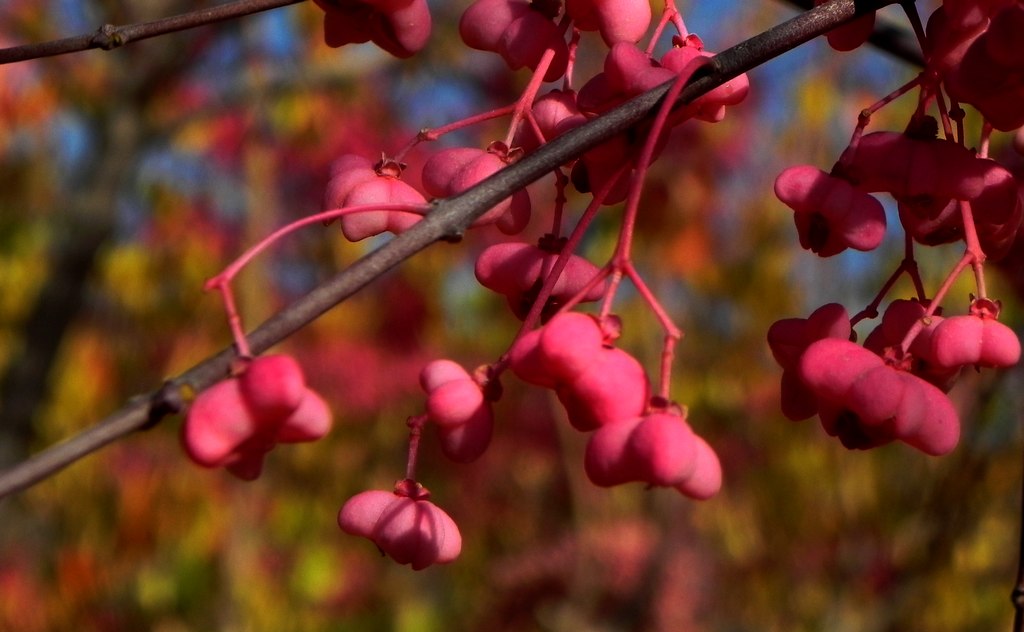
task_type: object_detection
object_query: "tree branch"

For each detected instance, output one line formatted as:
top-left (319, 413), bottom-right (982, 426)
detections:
top-left (784, 0), bottom-right (924, 66)
top-left (0, 0), bottom-right (899, 500)
top-left (0, 0), bottom-right (305, 65)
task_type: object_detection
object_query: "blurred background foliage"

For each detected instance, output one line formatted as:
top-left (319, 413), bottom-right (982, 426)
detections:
top-left (1, 0), bottom-right (1022, 630)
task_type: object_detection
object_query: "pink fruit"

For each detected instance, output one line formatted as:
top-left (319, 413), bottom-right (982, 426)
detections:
top-left (182, 356), bottom-right (333, 480)
top-left (459, 0), bottom-right (569, 81)
top-left (774, 165), bottom-right (886, 257)
top-left (661, 35), bottom-right (749, 122)
top-left (537, 312), bottom-right (607, 384)
top-left (512, 89), bottom-right (587, 152)
top-left (766, 303), bottom-right (851, 421)
top-left (182, 378), bottom-right (260, 468)
top-left (508, 328), bottom-right (560, 388)
top-left (276, 390), bottom-right (334, 443)
top-left (584, 411), bottom-right (721, 499)
top-left (338, 487), bottom-right (462, 570)
top-left (239, 355), bottom-right (306, 423)
top-left (930, 314), bottom-right (1021, 369)
top-left (323, 155), bottom-right (426, 242)
top-left (314, 0), bottom-right (432, 59)
top-left (556, 346), bottom-right (649, 431)
top-left (675, 435), bottom-right (723, 500)
top-left (437, 406), bottom-right (494, 462)
top-left (419, 359), bottom-right (494, 461)
top-left (421, 146), bottom-right (531, 234)
top-left (474, 242), bottom-right (604, 319)
top-left (565, 0), bottom-right (652, 46)
top-left (798, 339), bottom-right (961, 455)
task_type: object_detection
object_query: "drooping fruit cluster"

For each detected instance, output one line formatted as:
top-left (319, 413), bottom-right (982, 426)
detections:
top-left (182, 355), bottom-right (332, 480)
top-left (509, 312), bottom-right (722, 496)
top-left (338, 479), bottom-right (461, 570)
top-left (197, 0), bottom-right (751, 571)
top-left (474, 239), bottom-right (604, 319)
top-left (768, 1), bottom-right (1023, 456)
top-left (312, 0), bottom-right (431, 58)
top-left (420, 359), bottom-right (495, 463)
top-left (191, 0), bottom-right (1022, 577)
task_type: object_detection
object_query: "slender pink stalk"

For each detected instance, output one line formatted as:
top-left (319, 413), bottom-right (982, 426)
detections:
top-left (405, 414), bottom-right (428, 481)
top-left (392, 105), bottom-right (518, 161)
top-left (213, 282), bottom-right (252, 357)
top-left (849, 236), bottom-right (924, 327)
top-left (503, 47), bottom-right (559, 148)
top-left (622, 261), bottom-right (682, 398)
top-left (492, 163), bottom-right (627, 374)
top-left (563, 29), bottom-right (581, 92)
top-left (205, 203), bottom-right (430, 288)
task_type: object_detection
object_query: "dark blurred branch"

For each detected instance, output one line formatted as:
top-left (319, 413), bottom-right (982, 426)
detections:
top-left (0, 0), bottom-right (304, 65)
top-left (784, 0), bottom-right (925, 66)
top-left (0, 0), bottom-right (898, 499)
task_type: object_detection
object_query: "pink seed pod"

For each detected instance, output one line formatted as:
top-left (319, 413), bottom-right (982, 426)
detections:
top-left (323, 155), bottom-right (426, 242)
top-left (239, 355), bottom-right (307, 424)
top-left (842, 132), bottom-right (990, 203)
top-left (845, 365), bottom-right (960, 456)
top-left (512, 89), bottom-right (587, 152)
top-left (930, 314), bottom-right (1022, 369)
top-left (604, 43), bottom-right (675, 97)
top-left (766, 303), bottom-right (851, 421)
top-left (584, 410), bottom-right (722, 499)
top-left (565, 0), bottom-right (652, 45)
top-left (861, 299), bottom-right (957, 391)
top-left (426, 379), bottom-right (488, 429)
top-left (584, 412), bottom-right (700, 487)
top-left (569, 133), bottom-right (635, 204)
top-left (774, 165), bottom-right (886, 257)
top-left (436, 405), bottom-right (494, 463)
top-left (419, 358), bottom-right (472, 393)
top-left (275, 390), bottom-right (333, 443)
top-left (799, 339), bottom-right (961, 455)
top-left (767, 303), bottom-right (851, 370)
top-left (556, 346), bottom-right (649, 431)
top-left (182, 358), bottom-right (333, 480)
top-left (338, 488), bottom-right (462, 570)
top-left (675, 435), bottom-right (723, 500)
top-left (537, 311), bottom-right (607, 384)
top-left (799, 338), bottom-right (885, 403)
top-left (421, 146), bottom-right (531, 234)
top-left (508, 328), bottom-right (560, 388)
top-left (970, 161), bottom-right (1023, 261)
top-left (223, 450), bottom-right (269, 481)
top-left (314, 0), bottom-right (431, 59)
top-left (182, 378), bottom-right (260, 468)
top-left (474, 242), bottom-right (604, 319)
top-left (420, 360), bottom-right (488, 427)
top-left (661, 35), bottom-right (749, 122)
top-left (459, 0), bottom-right (569, 81)
top-left (944, 3), bottom-right (1024, 131)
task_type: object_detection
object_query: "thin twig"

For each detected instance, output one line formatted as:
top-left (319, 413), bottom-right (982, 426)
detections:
top-left (783, 0), bottom-right (924, 66)
top-left (0, 0), bottom-right (305, 65)
top-left (0, 0), bottom-right (897, 499)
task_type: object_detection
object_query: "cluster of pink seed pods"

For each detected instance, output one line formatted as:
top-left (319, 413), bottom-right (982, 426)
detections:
top-left (768, 0), bottom-right (1024, 458)
top-left (509, 312), bottom-right (722, 495)
top-left (182, 355), bottom-right (332, 480)
top-left (183, 0), bottom-right (1024, 574)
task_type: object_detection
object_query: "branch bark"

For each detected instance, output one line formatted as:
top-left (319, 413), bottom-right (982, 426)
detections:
top-left (0, 0), bottom-right (901, 499)
top-left (0, 0), bottom-right (304, 65)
